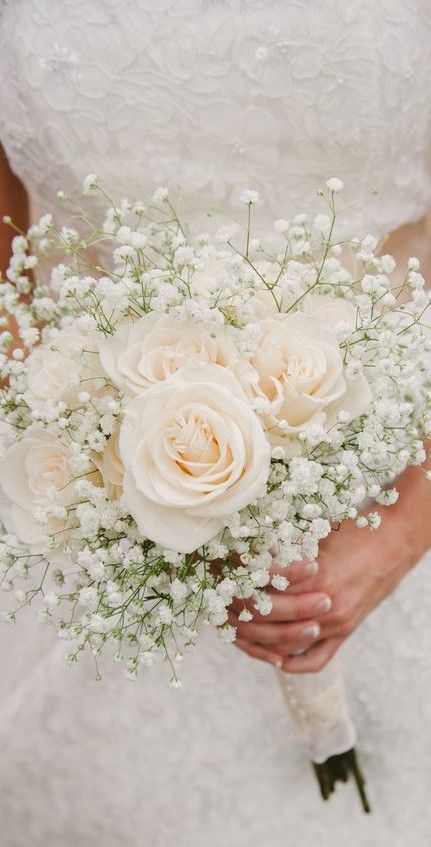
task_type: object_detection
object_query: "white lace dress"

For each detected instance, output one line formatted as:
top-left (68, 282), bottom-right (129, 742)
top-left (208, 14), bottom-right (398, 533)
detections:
top-left (0, 2), bottom-right (431, 845)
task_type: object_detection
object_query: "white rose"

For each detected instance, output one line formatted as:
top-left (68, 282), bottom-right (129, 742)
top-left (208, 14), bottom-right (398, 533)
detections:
top-left (25, 328), bottom-right (102, 409)
top-left (0, 426), bottom-right (72, 547)
top-left (190, 259), bottom-right (235, 298)
top-left (99, 314), bottom-right (238, 396)
top-left (302, 295), bottom-right (357, 332)
top-left (96, 429), bottom-right (124, 501)
top-left (249, 313), bottom-right (371, 456)
top-left (119, 364), bottom-right (271, 552)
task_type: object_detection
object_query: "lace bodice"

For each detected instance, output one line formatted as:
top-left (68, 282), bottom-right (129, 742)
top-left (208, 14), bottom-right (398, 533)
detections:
top-left (0, 0), bottom-right (430, 238)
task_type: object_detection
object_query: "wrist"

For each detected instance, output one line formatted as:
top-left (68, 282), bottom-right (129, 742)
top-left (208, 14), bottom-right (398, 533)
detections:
top-left (381, 467), bottom-right (431, 572)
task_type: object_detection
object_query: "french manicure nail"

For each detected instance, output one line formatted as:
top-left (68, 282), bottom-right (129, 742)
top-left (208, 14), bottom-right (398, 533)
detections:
top-left (301, 623), bottom-right (320, 640)
top-left (314, 596), bottom-right (332, 614)
top-left (304, 560), bottom-right (318, 576)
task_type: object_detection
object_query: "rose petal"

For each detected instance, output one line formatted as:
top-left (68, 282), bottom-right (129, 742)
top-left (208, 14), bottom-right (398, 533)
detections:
top-left (122, 474), bottom-right (224, 552)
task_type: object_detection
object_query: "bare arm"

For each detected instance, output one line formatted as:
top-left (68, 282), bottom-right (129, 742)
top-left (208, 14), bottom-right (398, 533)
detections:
top-left (0, 143), bottom-right (29, 276)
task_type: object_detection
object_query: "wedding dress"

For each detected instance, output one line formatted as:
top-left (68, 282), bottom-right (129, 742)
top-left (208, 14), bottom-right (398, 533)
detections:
top-left (0, 1), bottom-right (431, 845)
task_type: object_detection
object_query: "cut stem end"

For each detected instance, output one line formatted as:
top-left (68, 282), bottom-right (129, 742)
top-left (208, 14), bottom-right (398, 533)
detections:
top-left (312, 747), bottom-right (371, 813)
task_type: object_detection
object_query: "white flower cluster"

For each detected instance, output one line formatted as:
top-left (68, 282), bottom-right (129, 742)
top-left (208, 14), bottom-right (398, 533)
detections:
top-left (0, 178), bottom-right (430, 685)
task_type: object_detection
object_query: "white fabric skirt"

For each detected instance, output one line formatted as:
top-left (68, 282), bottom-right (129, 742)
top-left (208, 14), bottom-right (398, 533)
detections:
top-left (0, 550), bottom-right (430, 847)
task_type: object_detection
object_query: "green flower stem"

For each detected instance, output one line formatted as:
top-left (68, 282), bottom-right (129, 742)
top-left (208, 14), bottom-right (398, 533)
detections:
top-left (312, 747), bottom-right (371, 813)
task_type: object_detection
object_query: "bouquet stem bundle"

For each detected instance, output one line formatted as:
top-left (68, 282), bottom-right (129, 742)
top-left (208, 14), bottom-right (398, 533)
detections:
top-left (1, 176), bottom-right (430, 807)
top-left (313, 749), bottom-right (371, 812)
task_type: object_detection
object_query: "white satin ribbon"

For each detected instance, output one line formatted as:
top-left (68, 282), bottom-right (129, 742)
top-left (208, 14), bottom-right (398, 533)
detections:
top-left (275, 655), bottom-right (356, 763)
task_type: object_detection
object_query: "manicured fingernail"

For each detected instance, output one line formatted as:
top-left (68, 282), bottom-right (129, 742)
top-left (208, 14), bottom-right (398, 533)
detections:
top-left (270, 656), bottom-right (283, 668)
top-left (301, 623), bottom-right (320, 639)
top-left (304, 560), bottom-right (318, 576)
top-left (314, 596), bottom-right (332, 614)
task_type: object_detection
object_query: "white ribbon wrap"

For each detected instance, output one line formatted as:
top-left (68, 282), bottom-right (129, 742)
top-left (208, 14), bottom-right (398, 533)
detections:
top-left (275, 655), bottom-right (356, 763)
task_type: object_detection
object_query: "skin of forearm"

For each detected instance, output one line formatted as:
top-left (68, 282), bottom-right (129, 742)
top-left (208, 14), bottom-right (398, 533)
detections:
top-left (0, 144), bottom-right (29, 276)
top-left (380, 444), bottom-right (431, 574)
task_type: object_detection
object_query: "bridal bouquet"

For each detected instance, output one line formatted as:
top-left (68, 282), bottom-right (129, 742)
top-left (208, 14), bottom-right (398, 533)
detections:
top-left (1, 177), bottom-right (430, 810)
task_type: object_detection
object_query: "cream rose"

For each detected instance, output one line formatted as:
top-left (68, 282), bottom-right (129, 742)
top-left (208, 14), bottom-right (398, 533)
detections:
top-left (250, 313), bottom-right (371, 456)
top-left (302, 294), bottom-right (357, 331)
top-left (0, 427), bottom-right (73, 547)
top-left (190, 258), bottom-right (235, 298)
top-left (99, 314), bottom-right (238, 396)
top-left (97, 429), bottom-right (124, 501)
top-left (25, 328), bottom-right (102, 409)
top-left (119, 364), bottom-right (271, 552)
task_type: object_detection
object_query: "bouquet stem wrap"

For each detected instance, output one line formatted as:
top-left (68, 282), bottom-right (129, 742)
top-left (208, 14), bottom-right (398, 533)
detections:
top-left (275, 656), bottom-right (356, 764)
top-left (276, 658), bottom-right (371, 811)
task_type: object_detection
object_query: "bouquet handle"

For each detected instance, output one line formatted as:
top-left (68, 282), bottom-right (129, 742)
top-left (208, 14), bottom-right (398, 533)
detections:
top-left (276, 655), bottom-right (356, 762)
top-left (276, 656), bottom-right (371, 811)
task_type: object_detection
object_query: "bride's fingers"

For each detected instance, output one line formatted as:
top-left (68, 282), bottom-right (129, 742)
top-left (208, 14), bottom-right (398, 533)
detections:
top-left (230, 591), bottom-right (331, 622)
top-left (269, 559), bottom-right (319, 585)
top-left (232, 629), bottom-right (320, 659)
top-left (234, 639), bottom-right (284, 668)
top-left (280, 637), bottom-right (341, 674)
top-left (228, 610), bottom-right (321, 648)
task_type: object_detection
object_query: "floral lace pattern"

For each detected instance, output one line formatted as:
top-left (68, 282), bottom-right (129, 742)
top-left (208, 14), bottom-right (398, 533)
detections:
top-left (0, 1), bottom-right (431, 844)
top-left (0, 0), bottom-right (430, 238)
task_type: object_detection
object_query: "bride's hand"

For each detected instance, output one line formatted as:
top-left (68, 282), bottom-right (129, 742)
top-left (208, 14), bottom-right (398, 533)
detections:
top-left (229, 518), bottom-right (409, 672)
top-left (230, 461), bottom-right (431, 673)
top-left (228, 558), bottom-right (332, 668)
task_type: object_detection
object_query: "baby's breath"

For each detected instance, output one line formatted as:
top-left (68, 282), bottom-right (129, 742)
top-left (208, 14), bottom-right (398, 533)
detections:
top-left (0, 177), bottom-right (429, 685)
